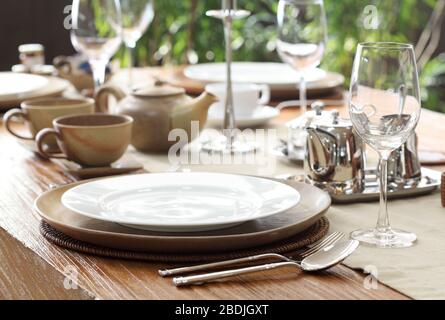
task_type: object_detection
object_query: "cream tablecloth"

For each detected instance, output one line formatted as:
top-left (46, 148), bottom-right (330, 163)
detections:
top-left (126, 124), bottom-right (444, 300)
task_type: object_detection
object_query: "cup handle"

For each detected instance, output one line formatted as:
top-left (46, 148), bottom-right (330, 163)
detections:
top-left (35, 128), bottom-right (67, 160)
top-left (95, 85), bottom-right (126, 113)
top-left (257, 84), bottom-right (271, 106)
top-left (53, 56), bottom-right (72, 75)
top-left (3, 108), bottom-right (34, 140)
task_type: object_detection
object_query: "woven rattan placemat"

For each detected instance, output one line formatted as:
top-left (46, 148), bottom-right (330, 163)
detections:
top-left (40, 217), bottom-right (329, 263)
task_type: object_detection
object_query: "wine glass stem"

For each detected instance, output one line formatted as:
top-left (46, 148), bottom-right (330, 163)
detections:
top-left (376, 153), bottom-right (391, 233)
top-left (299, 74), bottom-right (307, 114)
top-left (223, 15), bottom-right (235, 149)
top-left (127, 43), bottom-right (136, 89)
top-left (90, 60), bottom-right (107, 94)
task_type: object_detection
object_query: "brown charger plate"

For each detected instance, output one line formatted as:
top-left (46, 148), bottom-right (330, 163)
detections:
top-left (0, 76), bottom-right (71, 111)
top-left (34, 178), bottom-right (331, 254)
top-left (162, 68), bottom-right (345, 100)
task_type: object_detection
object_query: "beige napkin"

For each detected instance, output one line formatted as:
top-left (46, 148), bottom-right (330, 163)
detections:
top-left (329, 193), bottom-right (445, 300)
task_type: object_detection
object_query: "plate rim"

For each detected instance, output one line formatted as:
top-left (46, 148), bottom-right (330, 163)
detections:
top-left (0, 76), bottom-right (70, 108)
top-left (184, 62), bottom-right (327, 85)
top-left (60, 172), bottom-right (301, 229)
top-left (208, 105), bottom-right (280, 121)
top-left (34, 177), bottom-right (331, 241)
top-left (0, 72), bottom-right (49, 100)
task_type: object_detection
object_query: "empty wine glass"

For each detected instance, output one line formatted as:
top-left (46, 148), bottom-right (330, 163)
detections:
top-left (120, 0), bottom-right (154, 88)
top-left (200, 0), bottom-right (256, 154)
top-left (71, 0), bottom-right (122, 93)
top-left (277, 0), bottom-right (327, 115)
top-left (349, 42), bottom-right (421, 248)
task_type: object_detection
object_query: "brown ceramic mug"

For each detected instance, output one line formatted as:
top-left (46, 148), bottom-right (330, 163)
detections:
top-left (35, 114), bottom-right (133, 167)
top-left (4, 98), bottom-right (95, 148)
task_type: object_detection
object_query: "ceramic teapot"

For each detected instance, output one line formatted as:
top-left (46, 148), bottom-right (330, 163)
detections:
top-left (96, 83), bottom-right (217, 152)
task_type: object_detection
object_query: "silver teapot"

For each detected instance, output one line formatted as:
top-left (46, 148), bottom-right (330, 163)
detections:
top-left (304, 111), bottom-right (365, 193)
top-left (286, 102), bottom-right (333, 163)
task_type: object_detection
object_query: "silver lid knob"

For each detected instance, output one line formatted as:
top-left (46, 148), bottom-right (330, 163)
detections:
top-left (331, 110), bottom-right (339, 124)
top-left (311, 101), bottom-right (324, 116)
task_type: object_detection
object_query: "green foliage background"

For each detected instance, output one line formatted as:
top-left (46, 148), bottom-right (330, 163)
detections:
top-left (121, 0), bottom-right (445, 112)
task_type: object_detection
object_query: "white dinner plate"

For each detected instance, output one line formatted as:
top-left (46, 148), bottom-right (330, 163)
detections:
top-left (0, 72), bottom-right (48, 100)
top-left (0, 76), bottom-right (71, 110)
top-left (35, 180), bottom-right (330, 253)
top-left (184, 62), bottom-right (326, 85)
top-left (61, 172), bottom-right (300, 232)
top-left (207, 106), bottom-right (280, 128)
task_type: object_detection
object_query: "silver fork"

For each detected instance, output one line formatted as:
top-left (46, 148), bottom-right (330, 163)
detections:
top-left (158, 231), bottom-right (344, 277)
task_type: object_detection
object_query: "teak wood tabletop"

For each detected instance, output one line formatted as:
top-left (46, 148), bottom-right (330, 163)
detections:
top-left (1, 67), bottom-right (444, 300)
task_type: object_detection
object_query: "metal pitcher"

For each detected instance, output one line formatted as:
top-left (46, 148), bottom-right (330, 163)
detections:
top-left (286, 102), bottom-right (332, 163)
top-left (304, 111), bottom-right (365, 193)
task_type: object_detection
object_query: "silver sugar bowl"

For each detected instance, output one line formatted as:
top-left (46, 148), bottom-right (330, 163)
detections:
top-left (388, 132), bottom-right (421, 185)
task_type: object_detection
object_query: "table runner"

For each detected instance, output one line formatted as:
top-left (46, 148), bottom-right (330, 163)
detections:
top-left (328, 194), bottom-right (444, 300)
top-left (124, 122), bottom-right (444, 300)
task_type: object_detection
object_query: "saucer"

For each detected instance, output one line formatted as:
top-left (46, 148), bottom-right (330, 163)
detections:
top-left (52, 158), bottom-right (144, 179)
top-left (207, 106), bottom-right (280, 128)
top-left (273, 140), bottom-right (304, 165)
top-left (15, 139), bottom-right (143, 179)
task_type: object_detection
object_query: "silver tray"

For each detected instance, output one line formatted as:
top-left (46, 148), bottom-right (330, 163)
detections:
top-left (277, 167), bottom-right (440, 204)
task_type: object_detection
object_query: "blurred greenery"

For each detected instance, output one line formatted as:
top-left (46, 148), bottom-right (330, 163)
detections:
top-left (119, 0), bottom-right (445, 112)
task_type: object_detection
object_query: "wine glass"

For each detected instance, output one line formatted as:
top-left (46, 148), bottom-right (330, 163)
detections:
top-left (120, 0), bottom-right (154, 88)
top-left (71, 0), bottom-right (122, 93)
top-left (349, 42), bottom-right (421, 248)
top-left (277, 0), bottom-right (327, 115)
top-left (200, 0), bottom-right (255, 154)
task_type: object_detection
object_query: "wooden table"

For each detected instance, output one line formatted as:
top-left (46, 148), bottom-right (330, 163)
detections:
top-left (2, 67), bottom-right (443, 300)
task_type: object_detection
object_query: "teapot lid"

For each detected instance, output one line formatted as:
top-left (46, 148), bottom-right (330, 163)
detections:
top-left (133, 85), bottom-right (185, 98)
top-left (309, 110), bottom-right (353, 132)
top-left (314, 110), bottom-right (353, 130)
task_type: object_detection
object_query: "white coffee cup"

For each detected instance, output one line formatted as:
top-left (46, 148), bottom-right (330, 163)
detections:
top-left (206, 83), bottom-right (271, 119)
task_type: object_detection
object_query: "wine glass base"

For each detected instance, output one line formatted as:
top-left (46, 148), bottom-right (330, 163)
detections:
top-left (350, 228), bottom-right (417, 248)
top-left (201, 136), bottom-right (258, 154)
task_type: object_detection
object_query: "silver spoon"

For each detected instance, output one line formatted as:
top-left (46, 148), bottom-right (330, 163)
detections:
top-left (172, 240), bottom-right (359, 286)
top-left (160, 232), bottom-right (344, 277)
